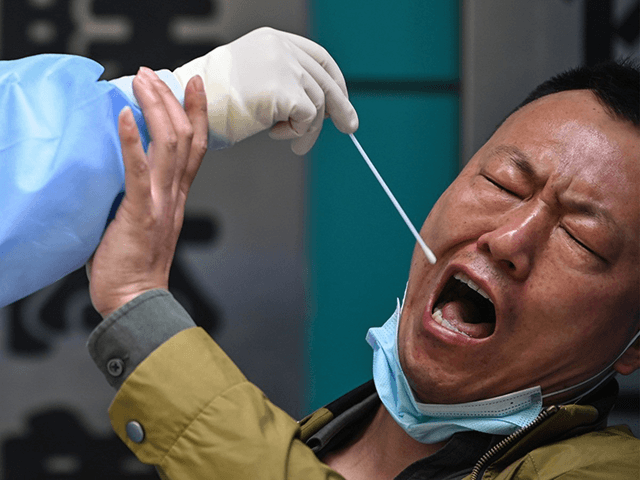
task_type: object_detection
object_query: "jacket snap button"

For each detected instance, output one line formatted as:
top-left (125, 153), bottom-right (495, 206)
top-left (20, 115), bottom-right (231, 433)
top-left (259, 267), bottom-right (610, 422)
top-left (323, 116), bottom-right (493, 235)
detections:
top-left (107, 358), bottom-right (125, 377)
top-left (126, 421), bottom-right (145, 443)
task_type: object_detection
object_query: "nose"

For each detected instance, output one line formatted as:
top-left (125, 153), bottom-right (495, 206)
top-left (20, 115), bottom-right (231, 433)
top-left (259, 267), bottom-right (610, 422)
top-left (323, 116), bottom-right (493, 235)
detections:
top-left (477, 204), bottom-right (549, 280)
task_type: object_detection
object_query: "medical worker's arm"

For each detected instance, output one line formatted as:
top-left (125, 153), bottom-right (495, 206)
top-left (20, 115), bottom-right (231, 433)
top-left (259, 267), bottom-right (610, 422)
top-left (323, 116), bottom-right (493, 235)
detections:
top-left (0, 54), bottom-right (147, 308)
top-left (88, 68), bottom-right (343, 480)
top-left (1, 27), bottom-right (357, 309)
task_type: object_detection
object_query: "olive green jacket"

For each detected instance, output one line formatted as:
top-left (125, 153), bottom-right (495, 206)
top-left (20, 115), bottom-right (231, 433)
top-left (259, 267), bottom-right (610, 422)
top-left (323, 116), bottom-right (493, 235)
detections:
top-left (109, 327), bottom-right (639, 479)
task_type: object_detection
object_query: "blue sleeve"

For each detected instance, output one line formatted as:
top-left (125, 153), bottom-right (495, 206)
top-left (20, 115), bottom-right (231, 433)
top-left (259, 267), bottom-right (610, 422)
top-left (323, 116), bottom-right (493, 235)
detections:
top-left (108, 68), bottom-right (185, 113)
top-left (0, 54), bottom-right (149, 308)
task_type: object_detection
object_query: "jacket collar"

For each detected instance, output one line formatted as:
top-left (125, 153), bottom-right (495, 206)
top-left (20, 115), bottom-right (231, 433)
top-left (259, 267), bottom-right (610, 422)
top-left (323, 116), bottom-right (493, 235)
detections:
top-left (299, 378), bottom-right (619, 467)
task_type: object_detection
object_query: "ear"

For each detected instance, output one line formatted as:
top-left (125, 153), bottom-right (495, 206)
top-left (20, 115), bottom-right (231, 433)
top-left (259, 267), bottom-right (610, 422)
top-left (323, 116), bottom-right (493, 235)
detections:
top-left (613, 333), bottom-right (640, 375)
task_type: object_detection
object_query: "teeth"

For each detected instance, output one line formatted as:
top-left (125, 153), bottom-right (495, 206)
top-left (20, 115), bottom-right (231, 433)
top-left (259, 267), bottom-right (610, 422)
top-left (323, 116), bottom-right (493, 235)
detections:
top-left (433, 307), bottom-right (471, 337)
top-left (454, 273), bottom-right (492, 303)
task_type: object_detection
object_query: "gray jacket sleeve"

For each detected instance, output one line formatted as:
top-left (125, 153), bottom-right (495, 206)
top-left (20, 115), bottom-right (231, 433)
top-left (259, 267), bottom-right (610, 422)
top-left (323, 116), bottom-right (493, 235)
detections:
top-left (87, 289), bottom-right (196, 389)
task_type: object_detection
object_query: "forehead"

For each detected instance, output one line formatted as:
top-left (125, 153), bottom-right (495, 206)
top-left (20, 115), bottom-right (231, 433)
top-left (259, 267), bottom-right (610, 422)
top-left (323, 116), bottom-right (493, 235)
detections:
top-left (496, 91), bottom-right (637, 163)
top-left (485, 91), bottom-right (638, 199)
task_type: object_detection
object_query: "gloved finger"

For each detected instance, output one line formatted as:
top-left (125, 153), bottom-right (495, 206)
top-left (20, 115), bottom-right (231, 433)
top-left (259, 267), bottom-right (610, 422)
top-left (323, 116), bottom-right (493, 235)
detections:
top-left (270, 102), bottom-right (325, 154)
top-left (282, 31), bottom-right (349, 99)
top-left (293, 44), bottom-right (359, 134)
top-left (180, 75), bottom-right (208, 197)
top-left (118, 106), bottom-right (151, 208)
top-left (290, 103), bottom-right (325, 155)
top-left (287, 70), bottom-right (325, 136)
top-left (269, 121), bottom-right (301, 140)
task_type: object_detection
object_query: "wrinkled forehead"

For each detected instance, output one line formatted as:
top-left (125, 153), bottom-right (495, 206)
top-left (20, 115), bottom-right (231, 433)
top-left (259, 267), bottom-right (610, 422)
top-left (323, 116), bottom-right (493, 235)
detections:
top-left (488, 91), bottom-right (638, 198)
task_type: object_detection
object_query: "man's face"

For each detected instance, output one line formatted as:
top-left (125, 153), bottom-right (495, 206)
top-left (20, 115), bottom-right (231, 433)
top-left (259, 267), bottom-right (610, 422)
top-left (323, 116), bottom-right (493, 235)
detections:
top-left (398, 90), bottom-right (639, 404)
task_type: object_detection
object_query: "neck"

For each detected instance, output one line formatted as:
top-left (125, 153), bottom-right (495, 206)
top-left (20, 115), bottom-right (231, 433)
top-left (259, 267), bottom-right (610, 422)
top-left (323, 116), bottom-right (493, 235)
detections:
top-left (324, 404), bottom-right (447, 480)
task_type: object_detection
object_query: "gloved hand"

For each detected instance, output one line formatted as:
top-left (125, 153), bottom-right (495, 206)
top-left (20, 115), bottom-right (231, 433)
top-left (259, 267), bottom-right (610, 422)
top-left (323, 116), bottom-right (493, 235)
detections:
top-left (172, 27), bottom-right (359, 155)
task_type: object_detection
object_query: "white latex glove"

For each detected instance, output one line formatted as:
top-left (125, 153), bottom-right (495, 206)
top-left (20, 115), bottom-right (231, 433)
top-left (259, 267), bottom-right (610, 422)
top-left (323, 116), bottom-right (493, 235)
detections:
top-left (173, 27), bottom-right (359, 155)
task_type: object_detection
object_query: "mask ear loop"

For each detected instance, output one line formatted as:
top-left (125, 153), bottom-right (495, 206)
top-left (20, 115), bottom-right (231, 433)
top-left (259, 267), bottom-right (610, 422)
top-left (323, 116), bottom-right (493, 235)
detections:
top-left (542, 329), bottom-right (640, 405)
top-left (400, 281), bottom-right (410, 312)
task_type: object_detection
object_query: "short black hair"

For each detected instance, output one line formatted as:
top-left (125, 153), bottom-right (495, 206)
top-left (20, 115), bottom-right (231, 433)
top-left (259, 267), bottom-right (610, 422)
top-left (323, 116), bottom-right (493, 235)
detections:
top-left (515, 58), bottom-right (640, 126)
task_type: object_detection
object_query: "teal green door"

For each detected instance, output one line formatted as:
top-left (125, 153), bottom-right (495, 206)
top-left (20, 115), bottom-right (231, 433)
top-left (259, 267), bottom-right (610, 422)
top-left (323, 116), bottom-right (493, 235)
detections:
top-left (306, 1), bottom-right (460, 411)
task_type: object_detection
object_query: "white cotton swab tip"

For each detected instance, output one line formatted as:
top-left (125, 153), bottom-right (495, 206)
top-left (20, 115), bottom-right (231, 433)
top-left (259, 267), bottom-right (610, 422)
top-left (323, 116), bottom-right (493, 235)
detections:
top-left (349, 133), bottom-right (437, 265)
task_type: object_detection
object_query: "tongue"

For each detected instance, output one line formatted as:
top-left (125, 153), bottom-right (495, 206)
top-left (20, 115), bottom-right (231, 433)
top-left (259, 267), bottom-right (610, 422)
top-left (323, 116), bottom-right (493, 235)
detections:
top-left (439, 299), bottom-right (495, 338)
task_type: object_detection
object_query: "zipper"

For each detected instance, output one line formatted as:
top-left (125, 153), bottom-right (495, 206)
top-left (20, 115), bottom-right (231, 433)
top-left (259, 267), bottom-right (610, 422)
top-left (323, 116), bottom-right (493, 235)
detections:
top-left (469, 405), bottom-right (560, 480)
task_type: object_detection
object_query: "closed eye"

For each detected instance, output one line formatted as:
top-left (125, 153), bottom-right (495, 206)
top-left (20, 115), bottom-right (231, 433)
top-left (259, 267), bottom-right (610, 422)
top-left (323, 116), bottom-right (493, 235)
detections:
top-left (561, 226), bottom-right (607, 263)
top-left (482, 174), bottom-right (519, 197)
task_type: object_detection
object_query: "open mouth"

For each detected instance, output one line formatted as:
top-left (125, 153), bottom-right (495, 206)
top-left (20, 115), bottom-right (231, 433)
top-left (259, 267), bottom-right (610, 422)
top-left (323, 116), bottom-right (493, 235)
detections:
top-left (432, 272), bottom-right (496, 339)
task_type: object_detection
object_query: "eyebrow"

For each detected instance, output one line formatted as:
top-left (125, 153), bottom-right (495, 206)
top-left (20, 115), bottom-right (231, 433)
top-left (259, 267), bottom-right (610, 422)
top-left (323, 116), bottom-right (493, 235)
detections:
top-left (490, 145), bottom-right (537, 179)
top-left (491, 145), bottom-right (620, 233)
top-left (560, 195), bottom-right (618, 231)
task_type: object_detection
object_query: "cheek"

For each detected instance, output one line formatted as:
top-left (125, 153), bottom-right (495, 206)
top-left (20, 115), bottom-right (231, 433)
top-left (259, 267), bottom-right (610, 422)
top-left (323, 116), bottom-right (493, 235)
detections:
top-left (396, 317), bottom-right (429, 393)
top-left (519, 266), bottom-right (637, 356)
top-left (422, 179), bottom-right (499, 250)
top-left (396, 312), bottom-right (415, 378)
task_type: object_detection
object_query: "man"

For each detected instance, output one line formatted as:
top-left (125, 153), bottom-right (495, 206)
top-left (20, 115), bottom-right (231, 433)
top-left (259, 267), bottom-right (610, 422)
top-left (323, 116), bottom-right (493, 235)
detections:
top-left (87, 30), bottom-right (639, 479)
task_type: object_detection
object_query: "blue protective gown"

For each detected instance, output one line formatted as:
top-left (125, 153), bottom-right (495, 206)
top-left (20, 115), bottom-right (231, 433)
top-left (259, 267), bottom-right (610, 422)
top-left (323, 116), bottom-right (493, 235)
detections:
top-left (0, 54), bottom-right (164, 308)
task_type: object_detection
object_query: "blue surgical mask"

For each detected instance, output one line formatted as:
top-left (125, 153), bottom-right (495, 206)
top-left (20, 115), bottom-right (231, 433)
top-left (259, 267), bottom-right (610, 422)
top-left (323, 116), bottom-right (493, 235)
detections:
top-left (366, 299), bottom-right (640, 444)
top-left (366, 301), bottom-right (542, 443)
